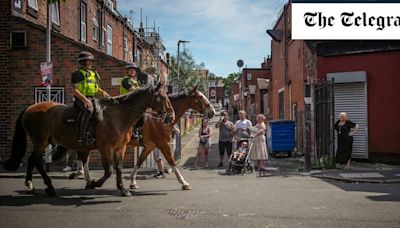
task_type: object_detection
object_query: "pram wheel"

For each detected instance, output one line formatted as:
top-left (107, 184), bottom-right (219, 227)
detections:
top-left (249, 165), bottom-right (254, 173)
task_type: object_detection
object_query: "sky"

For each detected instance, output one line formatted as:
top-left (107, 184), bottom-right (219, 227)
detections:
top-left (118, 0), bottom-right (288, 77)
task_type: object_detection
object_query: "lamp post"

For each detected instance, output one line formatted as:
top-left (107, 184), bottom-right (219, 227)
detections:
top-left (176, 40), bottom-right (189, 91)
top-left (175, 40), bottom-right (189, 160)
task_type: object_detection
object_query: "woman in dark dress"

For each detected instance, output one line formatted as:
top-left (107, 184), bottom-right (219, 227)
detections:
top-left (335, 112), bottom-right (359, 169)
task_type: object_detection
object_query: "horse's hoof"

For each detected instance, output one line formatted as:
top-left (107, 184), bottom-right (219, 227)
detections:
top-left (182, 185), bottom-right (192, 190)
top-left (26, 188), bottom-right (36, 195)
top-left (130, 184), bottom-right (139, 190)
top-left (45, 187), bottom-right (57, 197)
top-left (69, 173), bottom-right (77, 179)
top-left (121, 189), bottom-right (132, 197)
top-left (85, 181), bottom-right (96, 189)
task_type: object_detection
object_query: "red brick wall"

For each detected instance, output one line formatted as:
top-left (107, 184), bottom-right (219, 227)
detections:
top-left (318, 51), bottom-right (400, 156)
top-left (0, 1), bottom-right (11, 161)
top-left (16, 0), bottom-right (135, 63)
top-left (240, 68), bottom-right (270, 112)
top-left (0, 17), bottom-right (132, 165)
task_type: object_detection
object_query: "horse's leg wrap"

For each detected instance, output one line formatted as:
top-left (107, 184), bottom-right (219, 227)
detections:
top-left (129, 166), bottom-right (139, 189)
top-left (172, 166), bottom-right (192, 190)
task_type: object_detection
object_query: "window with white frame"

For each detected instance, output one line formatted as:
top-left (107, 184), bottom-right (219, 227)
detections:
top-left (106, 25), bottom-right (113, 56)
top-left (51, 2), bottom-right (60, 25)
top-left (123, 36), bottom-right (128, 61)
top-left (92, 18), bottom-right (98, 41)
top-left (209, 81), bottom-right (216, 87)
top-left (28, 0), bottom-right (38, 11)
top-left (247, 73), bottom-right (252, 81)
top-left (80, 2), bottom-right (87, 42)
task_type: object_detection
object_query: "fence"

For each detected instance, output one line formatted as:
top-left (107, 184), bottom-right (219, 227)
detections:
top-left (313, 81), bottom-right (335, 168)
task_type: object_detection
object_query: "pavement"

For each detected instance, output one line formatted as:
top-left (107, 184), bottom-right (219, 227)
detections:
top-left (177, 116), bottom-right (400, 184)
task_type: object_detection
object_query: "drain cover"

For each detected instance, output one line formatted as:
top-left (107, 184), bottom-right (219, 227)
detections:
top-left (167, 209), bottom-right (207, 220)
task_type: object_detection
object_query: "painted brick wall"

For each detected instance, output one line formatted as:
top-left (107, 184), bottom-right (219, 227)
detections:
top-left (318, 51), bottom-right (400, 157)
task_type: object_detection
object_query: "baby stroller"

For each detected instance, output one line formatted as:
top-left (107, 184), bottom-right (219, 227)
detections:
top-left (226, 129), bottom-right (255, 175)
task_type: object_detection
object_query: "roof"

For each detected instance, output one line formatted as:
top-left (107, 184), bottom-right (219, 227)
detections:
top-left (217, 80), bottom-right (224, 87)
top-left (249, 85), bottom-right (256, 95)
top-left (257, 78), bottom-right (270, 90)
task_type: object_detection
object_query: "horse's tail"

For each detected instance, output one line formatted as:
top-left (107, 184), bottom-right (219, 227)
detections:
top-left (51, 145), bottom-right (68, 162)
top-left (3, 109), bottom-right (27, 171)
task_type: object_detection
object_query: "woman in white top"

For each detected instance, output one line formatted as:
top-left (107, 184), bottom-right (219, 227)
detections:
top-left (249, 114), bottom-right (268, 170)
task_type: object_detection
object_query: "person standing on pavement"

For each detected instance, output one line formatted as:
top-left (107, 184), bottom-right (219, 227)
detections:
top-left (234, 110), bottom-right (252, 147)
top-left (335, 112), bottom-right (358, 169)
top-left (215, 112), bottom-right (234, 168)
top-left (249, 114), bottom-right (268, 170)
top-left (195, 118), bottom-right (212, 168)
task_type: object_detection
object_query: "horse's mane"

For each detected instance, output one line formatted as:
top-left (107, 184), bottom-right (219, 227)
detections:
top-left (168, 91), bottom-right (189, 99)
top-left (101, 86), bottom-right (152, 105)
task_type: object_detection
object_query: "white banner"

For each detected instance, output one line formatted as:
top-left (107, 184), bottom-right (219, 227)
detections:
top-left (292, 3), bottom-right (400, 40)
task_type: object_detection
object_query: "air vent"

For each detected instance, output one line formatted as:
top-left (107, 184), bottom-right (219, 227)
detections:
top-left (10, 31), bottom-right (27, 48)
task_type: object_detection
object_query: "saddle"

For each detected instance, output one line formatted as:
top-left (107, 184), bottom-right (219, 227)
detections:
top-left (63, 102), bottom-right (104, 144)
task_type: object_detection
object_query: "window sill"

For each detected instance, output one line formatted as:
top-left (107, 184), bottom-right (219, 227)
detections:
top-left (26, 7), bottom-right (38, 19)
top-left (52, 23), bottom-right (61, 32)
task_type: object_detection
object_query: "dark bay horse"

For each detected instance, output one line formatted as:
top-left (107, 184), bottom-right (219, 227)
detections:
top-left (129, 87), bottom-right (215, 190)
top-left (3, 84), bottom-right (174, 196)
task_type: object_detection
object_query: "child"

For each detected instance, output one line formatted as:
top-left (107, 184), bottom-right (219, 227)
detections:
top-left (233, 141), bottom-right (248, 161)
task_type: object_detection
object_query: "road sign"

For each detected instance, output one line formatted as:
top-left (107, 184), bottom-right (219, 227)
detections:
top-left (40, 62), bottom-right (53, 86)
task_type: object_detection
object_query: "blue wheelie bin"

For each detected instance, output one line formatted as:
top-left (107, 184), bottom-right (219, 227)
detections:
top-left (266, 120), bottom-right (295, 156)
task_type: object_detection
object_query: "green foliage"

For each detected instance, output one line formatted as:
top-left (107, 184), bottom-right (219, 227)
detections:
top-left (223, 72), bottom-right (240, 96)
top-left (169, 49), bottom-right (209, 95)
top-left (312, 155), bottom-right (335, 169)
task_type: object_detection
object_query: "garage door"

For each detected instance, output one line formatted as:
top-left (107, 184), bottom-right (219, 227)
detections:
top-left (328, 71), bottom-right (368, 159)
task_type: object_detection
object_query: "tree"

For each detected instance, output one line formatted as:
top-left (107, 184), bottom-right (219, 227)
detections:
top-left (168, 49), bottom-right (208, 95)
top-left (223, 72), bottom-right (240, 96)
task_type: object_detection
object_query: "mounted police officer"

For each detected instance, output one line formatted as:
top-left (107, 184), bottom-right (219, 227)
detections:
top-left (71, 51), bottom-right (110, 144)
top-left (120, 62), bottom-right (141, 95)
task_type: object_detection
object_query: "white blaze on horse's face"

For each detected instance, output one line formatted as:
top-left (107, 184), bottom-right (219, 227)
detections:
top-left (195, 90), bottom-right (215, 118)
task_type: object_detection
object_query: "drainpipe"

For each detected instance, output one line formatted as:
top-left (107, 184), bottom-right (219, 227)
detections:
top-left (283, 3), bottom-right (290, 119)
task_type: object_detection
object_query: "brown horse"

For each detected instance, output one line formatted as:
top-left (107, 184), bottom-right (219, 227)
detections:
top-left (129, 87), bottom-right (215, 190)
top-left (3, 84), bottom-right (174, 196)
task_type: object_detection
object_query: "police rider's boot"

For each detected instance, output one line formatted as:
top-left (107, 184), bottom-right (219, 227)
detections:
top-left (77, 113), bottom-right (85, 144)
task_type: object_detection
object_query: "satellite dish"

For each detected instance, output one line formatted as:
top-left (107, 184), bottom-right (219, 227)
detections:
top-left (237, 59), bottom-right (244, 68)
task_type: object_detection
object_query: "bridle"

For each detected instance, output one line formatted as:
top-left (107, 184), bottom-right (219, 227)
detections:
top-left (117, 91), bottom-right (169, 121)
top-left (188, 90), bottom-right (212, 117)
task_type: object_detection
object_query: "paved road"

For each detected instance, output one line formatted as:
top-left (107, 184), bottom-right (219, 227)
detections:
top-left (0, 115), bottom-right (399, 228)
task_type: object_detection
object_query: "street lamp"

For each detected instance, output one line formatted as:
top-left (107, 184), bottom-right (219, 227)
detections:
top-left (177, 40), bottom-right (189, 91)
top-left (175, 40), bottom-right (189, 160)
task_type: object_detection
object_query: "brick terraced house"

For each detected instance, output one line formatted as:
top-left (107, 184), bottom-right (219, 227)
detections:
top-left (0, 0), bottom-right (169, 165)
